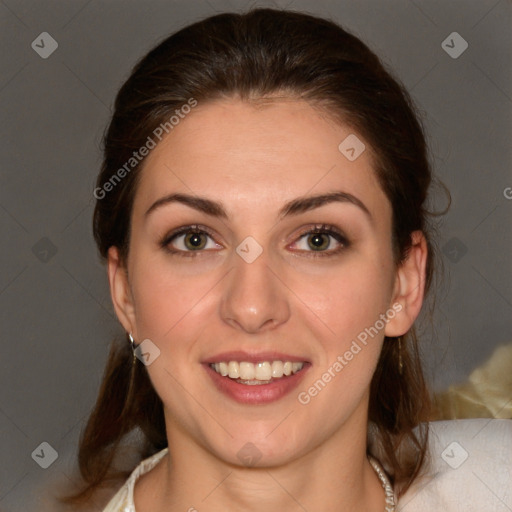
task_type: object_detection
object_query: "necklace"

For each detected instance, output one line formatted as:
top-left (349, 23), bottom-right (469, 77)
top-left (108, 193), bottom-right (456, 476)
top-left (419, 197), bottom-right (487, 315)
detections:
top-left (368, 456), bottom-right (396, 512)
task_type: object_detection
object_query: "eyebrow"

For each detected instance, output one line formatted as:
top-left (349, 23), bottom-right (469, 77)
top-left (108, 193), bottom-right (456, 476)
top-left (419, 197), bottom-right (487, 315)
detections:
top-left (144, 191), bottom-right (372, 221)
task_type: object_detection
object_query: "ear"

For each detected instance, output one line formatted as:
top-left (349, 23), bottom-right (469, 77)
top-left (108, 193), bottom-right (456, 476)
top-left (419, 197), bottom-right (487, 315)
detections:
top-left (107, 246), bottom-right (137, 335)
top-left (385, 230), bottom-right (428, 337)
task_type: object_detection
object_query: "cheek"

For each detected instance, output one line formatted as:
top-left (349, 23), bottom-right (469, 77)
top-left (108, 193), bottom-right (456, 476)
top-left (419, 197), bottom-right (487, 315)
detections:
top-left (294, 267), bottom-right (388, 416)
top-left (128, 260), bottom-right (217, 409)
top-left (290, 255), bottom-right (394, 342)
top-left (129, 253), bottom-right (219, 342)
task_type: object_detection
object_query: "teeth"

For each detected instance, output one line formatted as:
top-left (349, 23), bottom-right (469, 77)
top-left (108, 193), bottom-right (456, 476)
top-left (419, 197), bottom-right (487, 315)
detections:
top-left (219, 362), bottom-right (229, 376)
top-left (271, 360), bottom-right (283, 378)
top-left (239, 362), bottom-right (255, 380)
top-left (292, 362), bottom-right (302, 373)
top-left (255, 362), bottom-right (272, 380)
top-left (228, 361), bottom-right (240, 379)
top-left (210, 360), bottom-right (305, 382)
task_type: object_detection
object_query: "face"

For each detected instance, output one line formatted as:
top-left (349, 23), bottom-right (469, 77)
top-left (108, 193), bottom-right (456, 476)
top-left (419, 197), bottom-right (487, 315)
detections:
top-left (109, 98), bottom-right (425, 467)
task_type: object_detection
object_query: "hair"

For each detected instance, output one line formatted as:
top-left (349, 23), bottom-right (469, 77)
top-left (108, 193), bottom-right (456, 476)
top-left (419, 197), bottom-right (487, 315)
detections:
top-left (66, 7), bottom-right (440, 506)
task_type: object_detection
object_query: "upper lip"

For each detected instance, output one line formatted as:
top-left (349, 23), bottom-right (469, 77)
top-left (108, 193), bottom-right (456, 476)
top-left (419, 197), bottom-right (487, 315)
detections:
top-left (202, 351), bottom-right (310, 364)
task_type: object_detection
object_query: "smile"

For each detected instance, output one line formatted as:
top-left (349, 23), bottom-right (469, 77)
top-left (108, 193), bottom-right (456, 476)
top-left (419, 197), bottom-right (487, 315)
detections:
top-left (209, 360), bottom-right (305, 384)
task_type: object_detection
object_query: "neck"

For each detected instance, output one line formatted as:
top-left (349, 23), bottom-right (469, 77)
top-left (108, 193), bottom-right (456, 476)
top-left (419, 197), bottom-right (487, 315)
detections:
top-left (140, 409), bottom-right (386, 512)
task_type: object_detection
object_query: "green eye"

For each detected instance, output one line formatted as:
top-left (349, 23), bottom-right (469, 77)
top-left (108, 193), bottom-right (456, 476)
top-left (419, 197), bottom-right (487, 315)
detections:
top-left (307, 233), bottom-right (331, 251)
top-left (291, 224), bottom-right (349, 257)
top-left (183, 232), bottom-right (207, 250)
top-left (160, 225), bottom-right (220, 255)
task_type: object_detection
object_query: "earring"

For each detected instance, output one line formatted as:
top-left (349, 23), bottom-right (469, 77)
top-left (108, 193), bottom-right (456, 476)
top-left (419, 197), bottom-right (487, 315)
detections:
top-left (128, 332), bottom-right (137, 364)
top-left (124, 333), bottom-right (138, 406)
top-left (398, 337), bottom-right (404, 375)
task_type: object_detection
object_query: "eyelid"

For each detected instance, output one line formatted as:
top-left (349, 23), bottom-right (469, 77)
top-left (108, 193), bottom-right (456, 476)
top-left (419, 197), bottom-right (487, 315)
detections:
top-left (160, 223), bottom-right (349, 257)
top-left (160, 224), bottom-right (222, 254)
top-left (287, 223), bottom-right (350, 256)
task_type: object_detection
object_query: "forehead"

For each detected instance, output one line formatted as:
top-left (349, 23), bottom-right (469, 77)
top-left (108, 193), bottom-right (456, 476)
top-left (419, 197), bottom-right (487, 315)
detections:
top-left (133, 98), bottom-right (390, 221)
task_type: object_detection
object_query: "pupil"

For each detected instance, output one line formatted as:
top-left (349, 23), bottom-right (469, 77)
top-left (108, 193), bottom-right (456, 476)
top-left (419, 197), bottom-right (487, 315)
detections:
top-left (309, 233), bottom-right (328, 250)
top-left (186, 233), bottom-right (205, 249)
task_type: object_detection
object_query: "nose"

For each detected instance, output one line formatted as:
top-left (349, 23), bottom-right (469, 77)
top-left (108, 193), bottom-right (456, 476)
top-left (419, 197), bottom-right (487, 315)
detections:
top-left (219, 247), bottom-right (291, 334)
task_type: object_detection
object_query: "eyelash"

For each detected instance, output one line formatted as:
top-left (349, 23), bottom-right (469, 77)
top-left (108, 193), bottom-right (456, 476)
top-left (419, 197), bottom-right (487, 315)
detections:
top-left (159, 223), bottom-right (349, 258)
top-left (159, 224), bottom-right (218, 258)
top-left (290, 224), bottom-right (349, 258)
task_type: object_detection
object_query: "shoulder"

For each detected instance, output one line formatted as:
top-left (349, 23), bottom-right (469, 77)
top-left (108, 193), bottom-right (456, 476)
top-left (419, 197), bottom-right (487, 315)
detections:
top-left (102, 448), bottom-right (168, 512)
top-left (399, 418), bottom-right (512, 511)
top-left (100, 422), bottom-right (512, 511)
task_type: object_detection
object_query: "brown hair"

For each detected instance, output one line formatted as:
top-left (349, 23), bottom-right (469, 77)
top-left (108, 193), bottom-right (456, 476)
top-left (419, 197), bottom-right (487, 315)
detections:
top-left (68, 7), bottom-right (439, 505)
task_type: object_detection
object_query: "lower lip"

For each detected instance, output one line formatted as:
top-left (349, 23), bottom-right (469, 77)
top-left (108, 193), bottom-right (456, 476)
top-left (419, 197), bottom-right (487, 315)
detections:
top-left (203, 363), bottom-right (310, 404)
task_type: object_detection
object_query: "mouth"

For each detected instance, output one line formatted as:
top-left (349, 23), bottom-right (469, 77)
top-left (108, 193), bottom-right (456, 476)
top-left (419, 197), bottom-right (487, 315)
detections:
top-left (209, 360), bottom-right (305, 385)
top-left (203, 354), bottom-right (310, 404)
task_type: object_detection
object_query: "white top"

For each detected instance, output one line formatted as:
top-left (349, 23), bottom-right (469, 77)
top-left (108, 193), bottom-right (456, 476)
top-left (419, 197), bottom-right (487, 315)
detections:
top-left (102, 419), bottom-right (512, 512)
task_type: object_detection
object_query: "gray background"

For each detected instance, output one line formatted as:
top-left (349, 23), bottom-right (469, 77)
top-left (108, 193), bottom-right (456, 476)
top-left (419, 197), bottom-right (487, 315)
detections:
top-left (1, 0), bottom-right (511, 510)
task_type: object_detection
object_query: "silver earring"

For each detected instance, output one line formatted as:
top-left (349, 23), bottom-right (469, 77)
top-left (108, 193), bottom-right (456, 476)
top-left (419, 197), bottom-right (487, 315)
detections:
top-left (128, 332), bottom-right (137, 364)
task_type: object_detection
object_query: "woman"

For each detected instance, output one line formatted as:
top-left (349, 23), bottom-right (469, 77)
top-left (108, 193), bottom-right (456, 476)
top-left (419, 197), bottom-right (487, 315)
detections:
top-left (65, 8), bottom-right (511, 512)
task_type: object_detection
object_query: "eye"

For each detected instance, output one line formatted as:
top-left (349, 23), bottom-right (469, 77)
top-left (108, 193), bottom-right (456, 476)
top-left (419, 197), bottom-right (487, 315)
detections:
top-left (160, 225), bottom-right (222, 255)
top-left (290, 224), bottom-right (349, 256)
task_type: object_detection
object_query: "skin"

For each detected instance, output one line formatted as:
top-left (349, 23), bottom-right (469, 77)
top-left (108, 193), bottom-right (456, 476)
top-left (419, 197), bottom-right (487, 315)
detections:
top-left (108, 97), bottom-right (427, 512)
